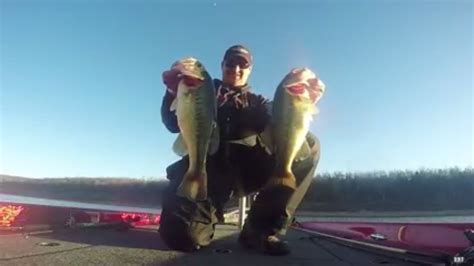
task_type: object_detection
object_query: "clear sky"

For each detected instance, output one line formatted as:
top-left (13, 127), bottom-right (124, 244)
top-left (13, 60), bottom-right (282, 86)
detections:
top-left (0, 0), bottom-right (472, 179)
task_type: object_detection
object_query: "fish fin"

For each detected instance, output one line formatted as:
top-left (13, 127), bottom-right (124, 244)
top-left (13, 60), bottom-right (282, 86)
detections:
top-left (294, 141), bottom-right (311, 162)
top-left (259, 124), bottom-right (274, 155)
top-left (208, 123), bottom-right (220, 155)
top-left (176, 171), bottom-right (208, 201)
top-left (265, 172), bottom-right (296, 190)
top-left (172, 133), bottom-right (188, 157)
top-left (169, 98), bottom-right (178, 112)
top-left (311, 105), bottom-right (319, 116)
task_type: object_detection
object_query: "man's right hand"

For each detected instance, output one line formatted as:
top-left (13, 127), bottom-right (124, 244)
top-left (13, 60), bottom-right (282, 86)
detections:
top-left (162, 68), bottom-right (183, 97)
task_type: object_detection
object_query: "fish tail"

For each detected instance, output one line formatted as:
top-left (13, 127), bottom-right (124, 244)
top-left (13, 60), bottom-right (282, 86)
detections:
top-left (265, 171), bottom-right (297, 190)
top-left (176, 170), bottom-right (208, 201)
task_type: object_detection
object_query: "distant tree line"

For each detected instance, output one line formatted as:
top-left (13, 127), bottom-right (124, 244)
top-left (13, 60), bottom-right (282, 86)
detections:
top-left (0, 177), bottom-right (168, 207)
top-left (302, 167), bottom-right (474, 212)
top-left (1, 168), bottom-right (473, 212)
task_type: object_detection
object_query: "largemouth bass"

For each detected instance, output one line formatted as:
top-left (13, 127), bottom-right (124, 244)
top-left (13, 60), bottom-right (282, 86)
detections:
top-left (169, 58), bottom-right (219, 201)
top-left (266, 67), bottom-right (325, 189)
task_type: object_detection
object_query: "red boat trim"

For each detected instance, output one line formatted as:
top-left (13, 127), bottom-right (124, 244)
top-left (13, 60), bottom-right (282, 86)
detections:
top-left (292, 225), bottom-right (449, 265)
top-left (293, 226), bottom-right (409, 254)
top-left (0, 199), bottom-right (161, 230)
top-left (294, 221), bottom-right (473, 255)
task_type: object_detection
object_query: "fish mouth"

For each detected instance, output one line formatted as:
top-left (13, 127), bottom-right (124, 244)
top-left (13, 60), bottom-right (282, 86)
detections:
top-left (284, 79), bottom-right (324, 103)
top-left (284, 68), bottom-right (316, 98)
top-left (171, 57), bottom-right (206, 88)
top-left (285, 83), bottom-right (306, 95)
top-left (179, 70), bottom-right (205, 88)
top-left (307, 78), bottom-right (325, 103)
top-left (285, 68), bottom-right (325, 103)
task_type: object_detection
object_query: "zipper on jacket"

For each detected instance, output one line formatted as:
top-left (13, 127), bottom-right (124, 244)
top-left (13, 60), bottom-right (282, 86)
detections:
top-left (224, 116), bottom-right (231, 164)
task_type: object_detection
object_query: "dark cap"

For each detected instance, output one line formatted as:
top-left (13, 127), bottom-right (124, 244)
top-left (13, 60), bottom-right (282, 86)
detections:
top-left (223, 45), bottom-right (253, 65)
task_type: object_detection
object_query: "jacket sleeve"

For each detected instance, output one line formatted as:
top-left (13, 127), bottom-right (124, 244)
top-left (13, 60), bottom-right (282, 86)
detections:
top-left (161, 91), bottom-right (180, 133)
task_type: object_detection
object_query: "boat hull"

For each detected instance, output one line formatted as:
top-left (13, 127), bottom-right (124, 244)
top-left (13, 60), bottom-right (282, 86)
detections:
top-left (296, 221), bottom-right (474, 256)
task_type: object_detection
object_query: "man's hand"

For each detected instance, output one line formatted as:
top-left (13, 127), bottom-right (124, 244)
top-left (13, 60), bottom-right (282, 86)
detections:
top-left (162, 68), bottom-right (183, 97)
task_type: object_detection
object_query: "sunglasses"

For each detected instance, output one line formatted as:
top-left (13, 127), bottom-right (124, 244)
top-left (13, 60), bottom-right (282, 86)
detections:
top-left (224, 58), bottom-right (250, 69)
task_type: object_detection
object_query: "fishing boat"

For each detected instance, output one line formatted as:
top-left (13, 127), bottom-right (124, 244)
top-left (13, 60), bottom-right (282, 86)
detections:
top-left (1, 194), bottom-right (473, 265)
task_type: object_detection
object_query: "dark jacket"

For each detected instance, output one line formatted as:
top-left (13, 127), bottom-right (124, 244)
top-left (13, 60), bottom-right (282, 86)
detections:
top-left (161, 79), bottom-right (271, 141)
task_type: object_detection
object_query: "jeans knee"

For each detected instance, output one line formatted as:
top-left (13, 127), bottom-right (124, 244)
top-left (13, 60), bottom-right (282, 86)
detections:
top-left (159, 216), bottom-right (199, 252)
top-left (159, 193), bottom-right (217, 251)
top-left (306, 132), bottom-right (320, 162)
top-left (159, 217), bottom-right (215, 252)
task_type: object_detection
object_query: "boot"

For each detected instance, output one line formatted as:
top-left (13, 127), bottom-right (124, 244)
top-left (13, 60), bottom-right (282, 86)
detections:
top-left (238, 222), bottom-right (290, 256)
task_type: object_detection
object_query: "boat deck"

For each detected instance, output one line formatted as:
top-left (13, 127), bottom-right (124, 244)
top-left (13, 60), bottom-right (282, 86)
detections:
top-left (0, 224), bottom-right (434, 266)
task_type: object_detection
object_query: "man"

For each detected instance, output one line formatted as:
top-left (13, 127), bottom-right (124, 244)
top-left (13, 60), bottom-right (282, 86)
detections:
top-left (159, 45), bottom-right (322, 255)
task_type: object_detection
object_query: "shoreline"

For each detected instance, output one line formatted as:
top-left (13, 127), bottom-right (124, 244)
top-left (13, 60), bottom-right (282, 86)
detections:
top-left (1, 192), bottom-right (472, 218)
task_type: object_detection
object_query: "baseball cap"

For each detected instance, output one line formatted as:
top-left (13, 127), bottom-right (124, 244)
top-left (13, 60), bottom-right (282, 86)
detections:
top-left (223, 45), bottom-right (253, 66)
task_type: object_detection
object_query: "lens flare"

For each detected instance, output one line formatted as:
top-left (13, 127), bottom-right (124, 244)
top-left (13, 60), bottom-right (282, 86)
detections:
top-left (120, 212), bottom-right (160, 225)
top-left (0, 205), bottom-right (24, 227)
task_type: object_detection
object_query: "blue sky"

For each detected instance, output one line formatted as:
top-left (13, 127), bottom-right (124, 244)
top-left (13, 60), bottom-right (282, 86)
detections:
top-left (1, 0), bottom-right (472, 179)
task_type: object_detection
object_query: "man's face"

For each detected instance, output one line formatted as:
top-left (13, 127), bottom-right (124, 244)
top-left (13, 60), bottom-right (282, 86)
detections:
top-left (221, 56), bottom-right (252, 87)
